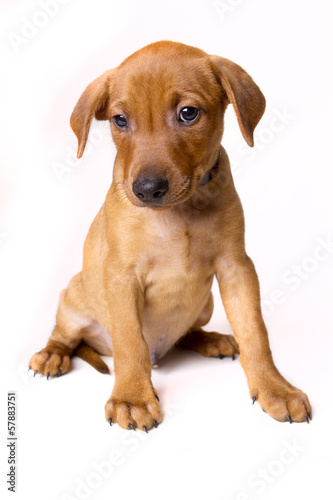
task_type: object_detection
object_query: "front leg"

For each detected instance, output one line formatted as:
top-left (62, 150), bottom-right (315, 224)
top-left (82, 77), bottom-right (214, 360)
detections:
top-left (104, 266), bottom-right (161, 432)
top-left (216, 254), bottom-right (312, 423)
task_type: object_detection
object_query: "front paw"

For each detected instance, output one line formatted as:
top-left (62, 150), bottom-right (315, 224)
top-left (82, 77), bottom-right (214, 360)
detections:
top-left (251, 379), bottom-right (312, 423)
top-left (105, 384), bottom-right (162, 432)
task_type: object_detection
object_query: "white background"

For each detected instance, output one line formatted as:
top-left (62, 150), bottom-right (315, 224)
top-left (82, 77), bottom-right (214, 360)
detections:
top-left (1, 1), bottom-right (332, 499)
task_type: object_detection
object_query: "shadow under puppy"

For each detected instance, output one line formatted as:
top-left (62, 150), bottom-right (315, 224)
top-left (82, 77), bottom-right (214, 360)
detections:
top-left (29, 41), bottom-right (312, 431)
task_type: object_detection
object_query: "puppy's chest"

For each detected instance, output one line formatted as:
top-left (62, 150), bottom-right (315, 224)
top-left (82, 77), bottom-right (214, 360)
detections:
top-left (136, 214), bottom-right (216, 363)
top-left (142, 216), bottom-right (215, 290)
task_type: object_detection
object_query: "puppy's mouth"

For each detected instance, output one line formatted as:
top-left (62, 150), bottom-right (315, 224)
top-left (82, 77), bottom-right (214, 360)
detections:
top-left (124, 176), bottom-right (193, 209)
top-left (122, 152), bottom-right (221, 209)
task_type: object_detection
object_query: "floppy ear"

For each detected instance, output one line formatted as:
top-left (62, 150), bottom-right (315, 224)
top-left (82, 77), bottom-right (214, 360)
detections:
top-left (70, 69), bottom-right (114, 158)
top-left (210, 56), bottom-right (266, 147)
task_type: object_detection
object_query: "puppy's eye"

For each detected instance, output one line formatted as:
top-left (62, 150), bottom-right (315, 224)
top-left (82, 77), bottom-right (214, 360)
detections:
top-left (112, 115), bottom-right (128, 129)
top-left (179, 107), bottom-right (200, 124)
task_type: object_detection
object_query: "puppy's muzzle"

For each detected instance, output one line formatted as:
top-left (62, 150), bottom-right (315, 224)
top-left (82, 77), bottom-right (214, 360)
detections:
top-left (132, 176), bottom-right (169, 206)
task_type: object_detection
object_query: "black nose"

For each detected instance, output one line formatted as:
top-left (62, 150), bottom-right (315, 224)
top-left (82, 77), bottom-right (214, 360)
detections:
top-left (132, 176), bottom-right (169, 204)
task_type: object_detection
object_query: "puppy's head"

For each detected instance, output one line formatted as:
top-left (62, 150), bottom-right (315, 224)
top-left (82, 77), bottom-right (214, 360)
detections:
top-left (70, 41), bottom-right (265, 208)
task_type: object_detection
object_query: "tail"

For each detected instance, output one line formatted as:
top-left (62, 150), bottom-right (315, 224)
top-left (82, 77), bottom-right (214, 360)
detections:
top-left (73, 341), bottom-right (110, 374)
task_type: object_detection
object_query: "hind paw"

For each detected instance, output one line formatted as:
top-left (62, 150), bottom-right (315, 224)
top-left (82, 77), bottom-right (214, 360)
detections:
top-left (29, 341), bottom-right (72, 378)
top-left (179, 329), bottom-right (239, 359)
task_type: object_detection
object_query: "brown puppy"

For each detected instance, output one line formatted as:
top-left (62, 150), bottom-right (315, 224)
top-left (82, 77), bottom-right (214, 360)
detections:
top-left (29, 41), bottom-right (312, 431)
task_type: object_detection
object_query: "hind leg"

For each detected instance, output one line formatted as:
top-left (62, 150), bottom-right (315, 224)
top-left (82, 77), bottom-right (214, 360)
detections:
top-left (29, 273), bottom-right (94, 377)
top-left (178, 293), bottom-right (239, 359)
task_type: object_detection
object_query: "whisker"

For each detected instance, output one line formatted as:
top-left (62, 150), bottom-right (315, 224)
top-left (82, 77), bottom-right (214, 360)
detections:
top-left (113, 180), bottom-right (125, 190)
